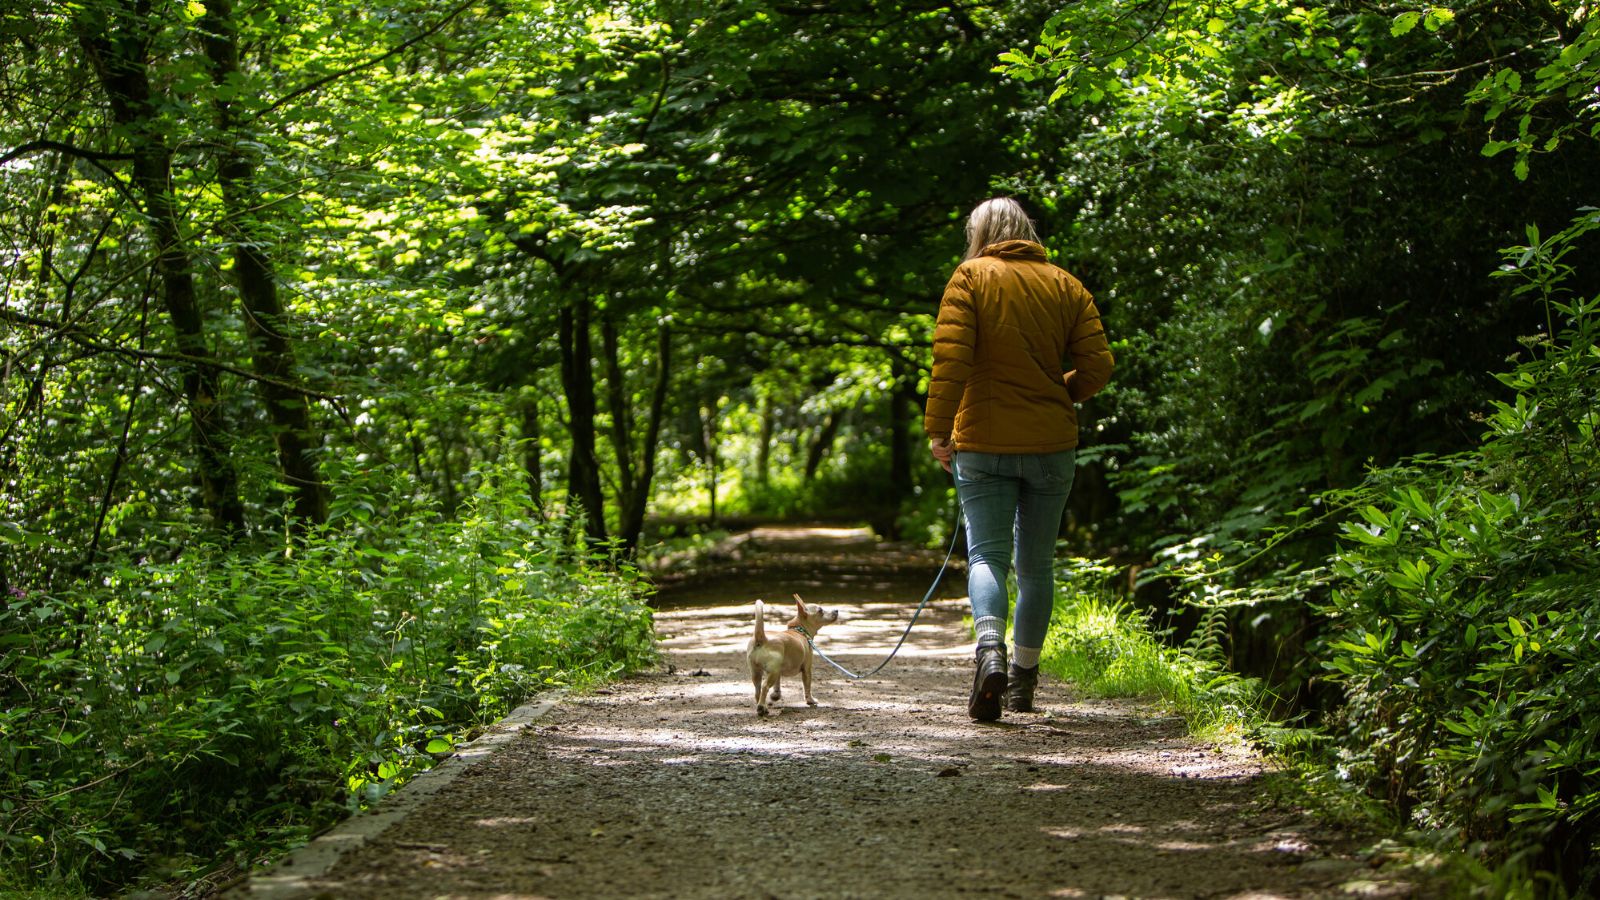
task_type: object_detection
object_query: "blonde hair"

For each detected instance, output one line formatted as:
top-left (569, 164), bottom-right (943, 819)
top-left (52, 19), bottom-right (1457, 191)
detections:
top-left (963, 197), bottom-right (1040, 260)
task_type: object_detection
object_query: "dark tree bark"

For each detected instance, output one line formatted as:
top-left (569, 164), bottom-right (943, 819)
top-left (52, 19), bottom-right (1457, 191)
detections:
top-left (600, 316), bottom-right (672, 552)
top-left (200, 0), bottom-right (328, 530)
top-left (803, 409), bottom-right (844, 482)
top-left (438, 432), bottom-right (461, 516)
top-left (702, 395), bottom-right (721, 526)
top-left (600, 317), bottom-right (636, 505)
top-left (883, 352), bottom-right (921, 531)
top-left (78, 4), bottom-right (245, 534)
top-left (756, 393), bottom-right (774, 486)
top-left (558, 298), bottom-right (607, 543)
top-left (888, 354), bottom-right (915, 526)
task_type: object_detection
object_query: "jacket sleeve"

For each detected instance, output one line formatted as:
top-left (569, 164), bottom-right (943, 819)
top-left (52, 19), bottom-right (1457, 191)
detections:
top-left (923, 266), bottom-right (977, 439)
top-left (1063, 288), bottom-right (1113, 404)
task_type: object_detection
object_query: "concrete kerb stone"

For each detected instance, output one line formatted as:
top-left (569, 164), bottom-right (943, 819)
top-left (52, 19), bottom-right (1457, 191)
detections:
top-left (225, 693), bottom-right (564, 899)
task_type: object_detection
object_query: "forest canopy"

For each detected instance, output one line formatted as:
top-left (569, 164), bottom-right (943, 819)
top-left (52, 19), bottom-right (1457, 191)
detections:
top-left (2, 0), bottom-right (1597, 894)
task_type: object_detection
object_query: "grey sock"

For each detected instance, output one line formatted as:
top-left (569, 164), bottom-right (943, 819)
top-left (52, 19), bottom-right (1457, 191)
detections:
top-left (974, 616), bottom-right (1004, 646)
top-left (1013, 644), bottom-right (1042, 669)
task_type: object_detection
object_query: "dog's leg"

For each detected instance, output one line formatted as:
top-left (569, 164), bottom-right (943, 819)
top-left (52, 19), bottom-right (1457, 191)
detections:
top-left (763, 671), bottom-right (782, 711)
top-left (752, 664), bottom-right (768, 716)
top-left (802, 661), bottom-right (817, 707)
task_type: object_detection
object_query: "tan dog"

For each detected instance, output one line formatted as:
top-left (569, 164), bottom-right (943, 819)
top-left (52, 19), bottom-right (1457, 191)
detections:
top-left (747, 594), bottom-right (839, 716)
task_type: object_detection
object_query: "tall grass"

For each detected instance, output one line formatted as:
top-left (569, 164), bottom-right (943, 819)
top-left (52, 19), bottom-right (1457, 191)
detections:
top-left (1039, 558), bottom-right (1265, 737)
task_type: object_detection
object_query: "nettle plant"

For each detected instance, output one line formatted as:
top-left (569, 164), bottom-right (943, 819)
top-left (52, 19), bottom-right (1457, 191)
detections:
top-left (0, 463), bottom-right (656, 892)
top-left (1318, 209), bottom-right (1600, 885)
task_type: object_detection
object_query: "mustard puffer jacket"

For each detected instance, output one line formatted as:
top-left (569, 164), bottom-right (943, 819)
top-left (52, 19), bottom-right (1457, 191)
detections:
top-left (923, 240), bottom-right (1114, 453)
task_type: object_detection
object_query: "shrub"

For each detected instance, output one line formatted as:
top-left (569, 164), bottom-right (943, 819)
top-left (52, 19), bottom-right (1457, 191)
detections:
top-left (1315, 210), bottom-right (1600, 888)
top-left (0, 468), bottom-right (656, 894)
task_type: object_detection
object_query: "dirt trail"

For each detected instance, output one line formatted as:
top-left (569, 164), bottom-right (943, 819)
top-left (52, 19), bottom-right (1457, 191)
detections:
top-left (237, 526), bottom-right (1420, 899)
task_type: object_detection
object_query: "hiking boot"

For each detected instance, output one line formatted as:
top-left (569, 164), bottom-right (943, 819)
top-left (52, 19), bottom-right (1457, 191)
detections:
top-left (1004, 664), bottom-right (1039, 713)
top-left (968, 641), bottom-right (1007, 721)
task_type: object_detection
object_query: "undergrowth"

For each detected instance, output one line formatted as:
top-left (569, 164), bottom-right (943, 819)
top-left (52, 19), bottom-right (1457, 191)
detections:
top-left (1039, 558), bottom-right (1270, 740)
top-left (1115, 210), bottom-right (1600, 896)
top-left (0, 468), bottom-right (657, 896)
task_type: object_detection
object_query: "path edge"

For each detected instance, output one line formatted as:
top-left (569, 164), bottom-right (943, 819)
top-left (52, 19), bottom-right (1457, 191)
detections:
top-left (224, 693), bottom-right (564, 898)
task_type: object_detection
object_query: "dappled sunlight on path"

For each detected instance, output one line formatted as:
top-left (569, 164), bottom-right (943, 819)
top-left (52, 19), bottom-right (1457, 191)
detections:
top-left (248, 525), bottom-right (1418, 900)
top-left (654, 597), bottom-right (972, 658)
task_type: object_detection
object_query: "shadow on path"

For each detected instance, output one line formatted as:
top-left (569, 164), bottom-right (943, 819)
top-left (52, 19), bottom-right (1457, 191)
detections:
top-left (244, 526), bottom-right (1420, 899)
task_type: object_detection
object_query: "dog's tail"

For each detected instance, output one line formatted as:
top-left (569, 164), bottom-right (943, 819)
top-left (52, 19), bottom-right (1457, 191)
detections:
top-left (753, 599), bottom-right (767, 647)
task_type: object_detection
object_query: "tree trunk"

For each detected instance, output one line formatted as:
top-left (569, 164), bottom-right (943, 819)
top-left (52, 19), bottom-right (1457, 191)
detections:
top-left (701, 393), bottom-right (721, 526)
top-left (200, 0), bottom-right (327, 530)
top-left (804, 409), bottom-right (844, 482)
top-left (888, 355), bottom-right (914, 526)
top-left (600, 316), bottom-right (636, 502)
top-left (616, 321), bottom-right (671, 551)
top-left (79, 8), bottom-right (245, 534)
top-left (889, 353), bottom-right (915, 486)
top-left (559, 299), bottom-right (607, 543)
top-left (438, 433), bottom-right (461, 516)
top-left (756, 393), bottom-right (774, 486)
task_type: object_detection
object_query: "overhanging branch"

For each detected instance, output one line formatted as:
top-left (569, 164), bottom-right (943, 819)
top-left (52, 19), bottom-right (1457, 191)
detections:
top-left (256, 0), bottom-right (477, 119)
top-left (0, 140), bottom-right (135, 167)
top-left (0, 307), bottom-right (344, 408)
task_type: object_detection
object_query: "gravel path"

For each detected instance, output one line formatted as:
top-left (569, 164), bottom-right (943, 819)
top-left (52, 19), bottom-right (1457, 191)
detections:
top-left (241, 526), bottom-right (1422, 899)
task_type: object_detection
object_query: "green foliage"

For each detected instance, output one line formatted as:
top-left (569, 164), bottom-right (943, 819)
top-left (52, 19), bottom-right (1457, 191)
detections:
top-left (3, 0), bottom-right (1598, 892)
top-left (997, 0), bottom-right (1598, 566)
top-left (0, 467), bottom-right (655, 893)
top-left (1314, 210), bottom-right (1600, 886)
top-left (1041, 559), bottom-right (1265, 736)
top-left (1464, 10), bottom-right (1600, 180)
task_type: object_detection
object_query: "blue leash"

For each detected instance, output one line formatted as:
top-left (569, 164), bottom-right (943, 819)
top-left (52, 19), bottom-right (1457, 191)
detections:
top-left (797, 508), bottom-right (964, 681)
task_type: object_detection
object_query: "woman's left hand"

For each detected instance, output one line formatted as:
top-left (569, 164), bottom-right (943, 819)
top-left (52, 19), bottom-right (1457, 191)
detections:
top-left (928, 437), bottom-right (954, 473)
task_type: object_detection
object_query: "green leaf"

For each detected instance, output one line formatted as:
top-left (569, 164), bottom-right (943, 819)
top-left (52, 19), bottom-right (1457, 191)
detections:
top-left (1390, 12), bottom-right (1421, 36)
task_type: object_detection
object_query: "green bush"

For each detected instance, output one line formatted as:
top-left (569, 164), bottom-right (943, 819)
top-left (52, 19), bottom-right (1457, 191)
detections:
top-left (0, 468), bottom-right (656, 894)
top-left (1315, 210), bottom-right (1600, 888)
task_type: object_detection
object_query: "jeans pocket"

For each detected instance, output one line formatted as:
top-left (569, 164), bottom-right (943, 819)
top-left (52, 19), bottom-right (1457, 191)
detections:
top-left (953, 451), bottom-right (1000, 486)
top-left (1041, 450), bottom-right (1077, 490)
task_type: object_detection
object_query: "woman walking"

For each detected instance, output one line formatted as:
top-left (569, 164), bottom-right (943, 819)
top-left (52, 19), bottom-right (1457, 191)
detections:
top-left (925, 197), bottom-right (1114, 721)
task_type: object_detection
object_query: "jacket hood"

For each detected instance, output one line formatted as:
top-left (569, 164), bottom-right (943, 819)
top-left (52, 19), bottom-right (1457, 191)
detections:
top-left (978, 240), bottom-right (1048, 262)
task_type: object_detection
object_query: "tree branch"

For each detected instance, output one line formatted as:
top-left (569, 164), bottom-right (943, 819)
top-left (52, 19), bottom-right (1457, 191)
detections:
top-left (0, 139), bottom-right (135, 167)
top-left (256, 0), bottom-right (478, 119)
top-left (0, 307), bottom-right (345, 408)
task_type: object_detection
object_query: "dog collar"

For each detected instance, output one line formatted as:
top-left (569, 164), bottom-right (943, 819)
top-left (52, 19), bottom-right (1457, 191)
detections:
top-left (790, 625), bottom-right (812, 639)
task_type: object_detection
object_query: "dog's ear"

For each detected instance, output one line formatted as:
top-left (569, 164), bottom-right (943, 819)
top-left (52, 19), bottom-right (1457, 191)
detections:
top-left (793, 594), bottom-right (807, 616)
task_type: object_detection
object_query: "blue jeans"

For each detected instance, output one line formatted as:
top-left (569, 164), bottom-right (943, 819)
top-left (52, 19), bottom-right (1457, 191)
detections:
top-left (953, 450), bottom-right (1076, 652)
